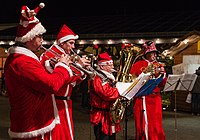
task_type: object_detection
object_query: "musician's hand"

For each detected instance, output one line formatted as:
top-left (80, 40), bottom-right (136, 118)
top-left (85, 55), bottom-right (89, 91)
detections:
top-left (157, 67), bottom-right (165, 74)
top-left (153, 66), bottom-right (164, 78)
top-left (58, 54), bottom-right (71, 66)
top-left (85, 65), bottom-right (90, 70)
top-left (159, 67), bottom-right (165, 74)
top-left (78, 57), bottom-right (91, 67)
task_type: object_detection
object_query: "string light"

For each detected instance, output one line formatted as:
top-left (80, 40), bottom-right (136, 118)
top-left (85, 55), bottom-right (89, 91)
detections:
top-left (0, 38), bottom-right (179, 46)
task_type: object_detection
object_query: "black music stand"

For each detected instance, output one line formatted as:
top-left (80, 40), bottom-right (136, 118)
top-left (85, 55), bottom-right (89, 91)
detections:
top-left (163, 74), bottom-right (197, 140)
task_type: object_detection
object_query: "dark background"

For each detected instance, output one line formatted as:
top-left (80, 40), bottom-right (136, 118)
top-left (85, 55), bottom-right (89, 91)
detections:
top-left (0, 0), bottom-right (199, 23)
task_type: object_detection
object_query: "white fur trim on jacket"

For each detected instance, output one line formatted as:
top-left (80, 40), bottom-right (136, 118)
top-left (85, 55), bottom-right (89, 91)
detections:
top-left (55, 62), bottom-right (73, 77)
top-left (8, 119), bottom-right (57, 138)
top-left (51, 95), bottom-right (60, 124)
top-left (8, 46), bottom-right (39, 61)
top-left (45, 60), bottom-right (54, 73)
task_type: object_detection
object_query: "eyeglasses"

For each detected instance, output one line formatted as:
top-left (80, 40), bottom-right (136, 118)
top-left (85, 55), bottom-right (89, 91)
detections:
top-left (102, 64), bottom-right (113, 67)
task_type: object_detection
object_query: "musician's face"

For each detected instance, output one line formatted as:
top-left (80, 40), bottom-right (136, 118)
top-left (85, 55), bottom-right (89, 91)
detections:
top-left (145, 51), bottom-right (157, 62)
top-left (100, 64), bottom-right (114, 74)
top-left (26, 34), bottom-right (43, 52)
top-left (60, 39), bottom-right (75, 54)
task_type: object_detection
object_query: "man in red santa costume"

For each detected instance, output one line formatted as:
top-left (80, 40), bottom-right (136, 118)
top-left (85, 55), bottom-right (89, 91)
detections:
top-left (130, 40), bottom-right (167, 140)
top-left (40, 24), bottom-right (90, 140)
top-left (4, 3), bottom-right (73, 140)
top-left (89, 52), bottom-right (121, 140)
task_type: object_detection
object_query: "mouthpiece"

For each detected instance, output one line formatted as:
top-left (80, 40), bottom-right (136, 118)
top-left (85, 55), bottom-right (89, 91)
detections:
top-left (111, 69), bottom-right (118, 72)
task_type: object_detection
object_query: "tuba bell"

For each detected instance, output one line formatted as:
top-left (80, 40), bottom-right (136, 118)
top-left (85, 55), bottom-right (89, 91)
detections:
top-left (110, 43), bottom-right (144, 124)
top-left (116, 44), bottom-right (144, 82)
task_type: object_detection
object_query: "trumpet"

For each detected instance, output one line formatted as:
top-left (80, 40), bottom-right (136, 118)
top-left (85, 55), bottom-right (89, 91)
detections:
top-left (70, 48), bottom-right (111, 82)
top-left (140, 61), bottom-right (164, 78)
top-left (40, 45), bottom-right (96, 79)
top-left (40, 45), bottom-right (62, 63)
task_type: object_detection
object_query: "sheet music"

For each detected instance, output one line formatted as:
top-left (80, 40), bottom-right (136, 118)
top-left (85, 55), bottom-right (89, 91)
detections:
top-left (116, 82), bottom-right (133, 96)
top-left (117, 72), bottom-right (151, 100)
top-left (135, 77), bottom-right (163, 97)
top-left (176, 74), bottom-right (198, 91)
top-left (163, 74), bottom-right (183, 92)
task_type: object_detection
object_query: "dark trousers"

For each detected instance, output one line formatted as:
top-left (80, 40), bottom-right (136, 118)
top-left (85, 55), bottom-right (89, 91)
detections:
top-left (192, 93), bottom-right (200, 114)
top-left (94, 123), bottom-right (116, 140)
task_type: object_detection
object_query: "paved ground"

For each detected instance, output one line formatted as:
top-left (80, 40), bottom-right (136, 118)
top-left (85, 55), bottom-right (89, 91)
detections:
top-left (1, 93), bottom-right (200, 140)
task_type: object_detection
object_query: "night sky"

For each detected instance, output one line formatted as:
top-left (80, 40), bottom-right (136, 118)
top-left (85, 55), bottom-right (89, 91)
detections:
top-left (0, 0), bottom-right (199, 23)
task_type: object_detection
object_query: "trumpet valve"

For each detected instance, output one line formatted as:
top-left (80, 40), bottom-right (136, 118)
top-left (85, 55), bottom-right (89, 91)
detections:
top-left (70, 55), bottom-right (79, 62)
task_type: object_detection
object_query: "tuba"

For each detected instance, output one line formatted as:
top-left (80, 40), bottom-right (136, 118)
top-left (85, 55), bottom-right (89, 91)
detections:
top-left (116, 44), bottom-right (144, 82)
top-left (110, 44), bottom-right (144, 124)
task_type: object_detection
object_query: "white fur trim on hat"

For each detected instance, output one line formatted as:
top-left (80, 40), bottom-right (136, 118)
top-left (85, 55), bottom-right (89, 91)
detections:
top-left (98, 60), bottom-right (113, 65)
top-left (57, 35), bottom-right (79, 44)
top-left (15, 22), bottom-right (46, 43)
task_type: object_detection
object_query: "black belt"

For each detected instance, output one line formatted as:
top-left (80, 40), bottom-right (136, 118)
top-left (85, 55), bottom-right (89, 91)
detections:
top-left (55, 96), bottom-right (71, 100)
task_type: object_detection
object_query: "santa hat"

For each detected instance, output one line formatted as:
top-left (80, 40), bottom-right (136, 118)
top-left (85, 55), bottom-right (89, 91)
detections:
top-left (56, 24), bottom-right (79, 44)
top-left (97, 52), bottom-right (113, 65)
top-left (143, 40), bottom-right (158, 54)
top-left (15, 3), bottom-right (46, 43)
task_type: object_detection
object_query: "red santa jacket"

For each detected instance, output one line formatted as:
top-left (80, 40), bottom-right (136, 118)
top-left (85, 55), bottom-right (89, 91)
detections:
top-left (89, 70), bottom-right (121, 135)
top-left (4, 46), bottom-right (71, 138)
top-left (40, 45), bottom-right (87, 140)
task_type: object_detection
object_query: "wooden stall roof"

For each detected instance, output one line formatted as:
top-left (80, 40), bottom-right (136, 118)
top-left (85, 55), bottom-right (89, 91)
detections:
top-left (162, 31), bottom-right (200, 57)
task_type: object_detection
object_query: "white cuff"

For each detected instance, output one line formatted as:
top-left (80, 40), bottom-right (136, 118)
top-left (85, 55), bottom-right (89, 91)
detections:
top-left (55, 62), bottom-right (73, 77)
top-left (45, 60), bottom-right (54, 73)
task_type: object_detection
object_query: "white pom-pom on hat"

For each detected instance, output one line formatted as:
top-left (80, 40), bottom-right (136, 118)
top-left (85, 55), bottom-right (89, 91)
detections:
top-left (39, 3), bottom-right (45, 8)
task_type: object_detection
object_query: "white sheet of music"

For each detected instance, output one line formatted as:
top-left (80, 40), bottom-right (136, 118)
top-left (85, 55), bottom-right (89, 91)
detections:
top-left (116, 72), bottom-right (151, 100)
top-left (164, 74), bottom-right (183, 92)
top-left (176, 73), bottom-right (198, 91)
top-left (116, 82), bottom-right (133, 96)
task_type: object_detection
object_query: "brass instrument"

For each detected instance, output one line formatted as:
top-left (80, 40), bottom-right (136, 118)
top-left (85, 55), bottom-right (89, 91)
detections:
top-left (110, 43), bottom-right (165, 123)
top-left (70, 48), bottom-right (112, 83)
top-left (110, 44), bottom-right (143, 124)
top-left (110, 97), bottom-right (128, 123)
top-left (40, 46), bottom-right (96, 79)
top-left (116, 45), bottom-right (144, 82)
top-left (40, 46), bottom-right (113, 82)
top-left (141, 61), bottom-right (164, 79)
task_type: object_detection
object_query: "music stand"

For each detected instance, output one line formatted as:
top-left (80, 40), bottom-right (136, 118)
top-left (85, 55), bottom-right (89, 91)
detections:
top-left (177, 74), bottom-right (197, 103)
top-left (163, 73), bottom-right (197, 140)
top-left (135, 77), bottom-right (163, 97)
